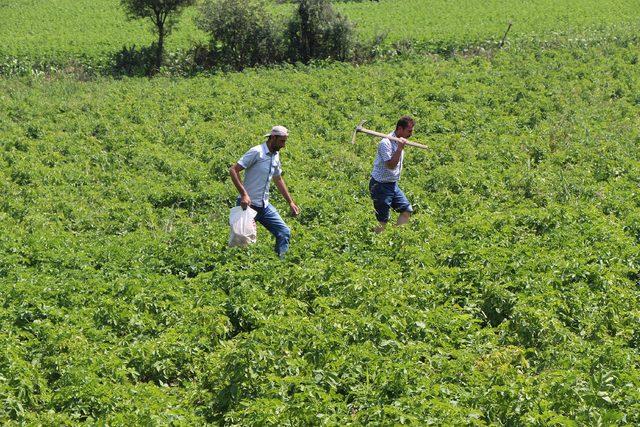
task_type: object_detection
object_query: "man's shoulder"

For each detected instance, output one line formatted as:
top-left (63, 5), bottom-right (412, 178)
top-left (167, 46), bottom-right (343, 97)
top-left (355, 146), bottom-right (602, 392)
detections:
top-left (382, 132), bottom-right (396, 142)
top-left (238, 144), bottom-right (264, 168)
top-left (244, 144), bottom-right (266, 156)
top-left (378, 137), bottom-right (393, 148)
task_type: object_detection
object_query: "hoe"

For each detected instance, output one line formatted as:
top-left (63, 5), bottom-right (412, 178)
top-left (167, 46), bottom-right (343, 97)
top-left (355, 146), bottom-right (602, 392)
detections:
top-left (350, 120), bottom-right (428, 150)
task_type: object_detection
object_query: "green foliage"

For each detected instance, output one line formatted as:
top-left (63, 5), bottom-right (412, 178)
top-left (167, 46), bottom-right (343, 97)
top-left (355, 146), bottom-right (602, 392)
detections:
top-left (120, 0), bottom-right (197, 70)
top-left (287, 0), bottom-right (355, 63)
top-left (196, 0), bottom-right (355, 70)
top-left (1, 1), bottom-right (640, 423)
top-left (196, 0), bottom-right (286, 70)
top-left (0, 0), bottom-right (207, 74)
top-left (1, 39), bottom-right (640, 423)
top-left (338, 0), bottom-right (640, 52)
top-left (120, 0), bottom-right (195, 20)
top-left (111, 44), bottom-right (158, 76)
top-left (1, 0), bottom-right (640, 74)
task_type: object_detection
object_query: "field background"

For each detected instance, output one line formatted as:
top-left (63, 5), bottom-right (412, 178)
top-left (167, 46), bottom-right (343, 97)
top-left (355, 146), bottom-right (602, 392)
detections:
top-left (2, 0), bottom-right (640, 64)
top-left (1, 0), bottom-right (640, 425)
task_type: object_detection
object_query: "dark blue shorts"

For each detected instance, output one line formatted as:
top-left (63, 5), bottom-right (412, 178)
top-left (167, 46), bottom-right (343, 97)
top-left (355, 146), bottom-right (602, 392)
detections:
top-left (369, 177), bottom-right (413, 223)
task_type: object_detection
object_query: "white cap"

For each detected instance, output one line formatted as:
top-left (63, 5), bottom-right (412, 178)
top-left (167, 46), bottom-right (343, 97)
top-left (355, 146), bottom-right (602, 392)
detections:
top-left (264, 125), bottom-right (289, 137)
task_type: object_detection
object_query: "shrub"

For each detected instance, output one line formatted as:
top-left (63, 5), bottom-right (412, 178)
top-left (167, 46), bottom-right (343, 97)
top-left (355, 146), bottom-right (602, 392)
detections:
top-left (111, 44), bottom-right (158, 76)
top-left (196, 0), bottom-right (286, 71)
top-left (286, 0), bottom-right (354, 63)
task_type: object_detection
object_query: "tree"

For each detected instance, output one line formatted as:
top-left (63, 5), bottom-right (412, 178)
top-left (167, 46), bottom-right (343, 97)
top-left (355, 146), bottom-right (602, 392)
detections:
top-left (120, 0), bottom-right (196, 72)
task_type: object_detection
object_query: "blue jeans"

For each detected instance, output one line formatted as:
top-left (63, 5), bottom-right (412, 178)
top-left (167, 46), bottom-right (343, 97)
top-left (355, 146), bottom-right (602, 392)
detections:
top-left (369, 177), bottom-right (413, 223)
top-left (237, 200), bottom-right (290, 257)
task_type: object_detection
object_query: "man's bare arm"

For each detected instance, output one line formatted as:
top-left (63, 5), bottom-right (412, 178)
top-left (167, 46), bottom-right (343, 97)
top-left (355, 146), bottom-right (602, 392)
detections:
top-left (385, 138), bottom-right (407, 169)
top-left (229, 163), bottom-right (251, 209)
top-left (273, 175), bottom-right (299, 216)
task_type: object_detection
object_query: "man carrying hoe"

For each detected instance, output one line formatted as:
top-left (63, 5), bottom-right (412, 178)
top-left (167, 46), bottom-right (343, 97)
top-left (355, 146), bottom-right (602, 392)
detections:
top-left (369, 116), bottom-right (415, 233)
top-left (229, 125), bottom-right (300, 259)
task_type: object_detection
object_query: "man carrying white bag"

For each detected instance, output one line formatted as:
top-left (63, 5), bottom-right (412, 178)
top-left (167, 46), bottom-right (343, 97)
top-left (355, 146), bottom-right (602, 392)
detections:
top-left (228, 125), bottom-right (300, 259)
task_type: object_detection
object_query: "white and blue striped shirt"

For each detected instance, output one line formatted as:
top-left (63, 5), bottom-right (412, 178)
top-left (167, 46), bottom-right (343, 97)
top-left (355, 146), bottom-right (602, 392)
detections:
top-left (237, 142), bottom-right (282, 207)
top-left (371, 132), bottom-right (404, 183)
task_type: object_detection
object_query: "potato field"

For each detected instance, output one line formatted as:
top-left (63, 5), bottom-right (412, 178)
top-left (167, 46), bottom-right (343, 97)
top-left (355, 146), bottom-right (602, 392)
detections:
top-left (1, 0), bottom-right (640, 425)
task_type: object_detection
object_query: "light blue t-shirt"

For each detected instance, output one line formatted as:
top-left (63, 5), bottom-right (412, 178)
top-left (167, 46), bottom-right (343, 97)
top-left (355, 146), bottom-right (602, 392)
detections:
top-left (237, 142), bottom-right (282, 207)
top-left (371, 132), bottom-right (404, 182)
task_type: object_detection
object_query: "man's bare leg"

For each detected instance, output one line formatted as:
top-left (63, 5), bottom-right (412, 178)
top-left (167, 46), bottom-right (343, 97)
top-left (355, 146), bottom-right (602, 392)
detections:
top-left (374, 222), bottom-right (386, 233)
top-left (396, 211), bottom-right (411, 226)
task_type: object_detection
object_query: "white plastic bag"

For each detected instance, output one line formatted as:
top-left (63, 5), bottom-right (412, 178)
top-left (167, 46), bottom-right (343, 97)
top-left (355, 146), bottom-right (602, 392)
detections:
top-left (228, 206), bottom-right (257, 247)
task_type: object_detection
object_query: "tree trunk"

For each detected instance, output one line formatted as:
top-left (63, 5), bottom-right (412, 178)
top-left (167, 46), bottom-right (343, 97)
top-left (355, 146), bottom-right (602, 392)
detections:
top-left (299, 4), bottom-right (310, 63)
top-left (156, 23), bottom-right (165, 72)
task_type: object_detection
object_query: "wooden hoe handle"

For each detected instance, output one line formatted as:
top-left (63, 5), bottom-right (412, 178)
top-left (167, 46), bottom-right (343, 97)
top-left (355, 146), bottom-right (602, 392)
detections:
top-left (356, 126), bottom-right (429, 150)
top-left (351, 121), bottom-right (428, 150)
